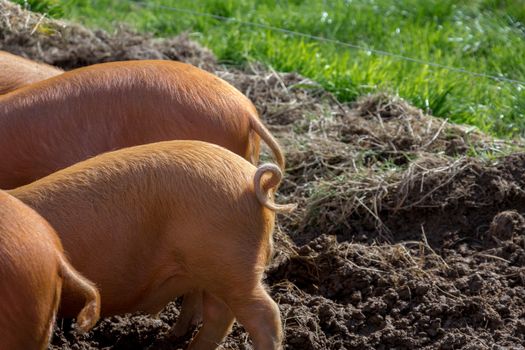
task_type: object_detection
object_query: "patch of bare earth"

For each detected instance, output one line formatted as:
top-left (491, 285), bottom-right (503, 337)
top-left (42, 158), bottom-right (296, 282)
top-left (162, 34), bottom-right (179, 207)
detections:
top-left (2, 1), bottom-right (525, 349)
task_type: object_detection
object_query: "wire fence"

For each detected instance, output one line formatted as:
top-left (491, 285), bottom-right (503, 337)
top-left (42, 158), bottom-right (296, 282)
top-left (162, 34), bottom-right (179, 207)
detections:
top-left (135, 2), bottom-right (525, 86)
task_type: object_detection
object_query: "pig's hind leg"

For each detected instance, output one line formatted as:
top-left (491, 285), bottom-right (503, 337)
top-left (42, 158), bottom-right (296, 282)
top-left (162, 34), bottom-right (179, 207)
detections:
top-left (225, 284), bottom-right (282, 350)
top-left (168, 289), bottom-right (203, 337)
top-left (187, 292), bottom-right (234, 350)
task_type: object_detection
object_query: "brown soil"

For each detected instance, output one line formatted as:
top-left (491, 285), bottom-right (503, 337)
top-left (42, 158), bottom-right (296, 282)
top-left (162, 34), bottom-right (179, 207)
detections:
top-left (2, 2), bottom-right (525, 349)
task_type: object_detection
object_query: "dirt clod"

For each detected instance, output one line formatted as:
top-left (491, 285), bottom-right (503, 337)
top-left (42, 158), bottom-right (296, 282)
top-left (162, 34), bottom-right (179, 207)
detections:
top-left (488, 210), bottom-right (525, 242)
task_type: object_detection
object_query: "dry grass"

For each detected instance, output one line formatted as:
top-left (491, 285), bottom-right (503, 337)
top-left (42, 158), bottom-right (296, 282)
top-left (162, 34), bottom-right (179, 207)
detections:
top-left (0, 0), bottom-right (216, 70)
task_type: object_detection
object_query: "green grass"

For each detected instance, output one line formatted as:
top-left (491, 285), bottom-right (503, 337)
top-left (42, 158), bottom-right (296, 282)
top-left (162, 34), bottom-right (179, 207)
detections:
top-left (21, 0), bottom-right (525, 137)
top-left (12, 0), bottom-right (63, 17)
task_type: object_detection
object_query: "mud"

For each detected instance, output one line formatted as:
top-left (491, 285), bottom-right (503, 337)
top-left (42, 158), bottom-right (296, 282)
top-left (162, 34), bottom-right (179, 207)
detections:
top-left (1, 1), bottom-right (525, 349)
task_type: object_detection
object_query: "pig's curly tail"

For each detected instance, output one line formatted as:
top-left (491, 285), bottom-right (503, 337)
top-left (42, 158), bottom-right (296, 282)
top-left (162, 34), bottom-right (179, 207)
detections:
top-left (254, 163), bottom-right (297, 213)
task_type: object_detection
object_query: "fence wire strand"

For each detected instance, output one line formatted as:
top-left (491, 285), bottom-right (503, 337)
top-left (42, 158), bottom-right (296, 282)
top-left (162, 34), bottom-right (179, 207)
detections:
top-left (135, 2), bottom-right (525, 86)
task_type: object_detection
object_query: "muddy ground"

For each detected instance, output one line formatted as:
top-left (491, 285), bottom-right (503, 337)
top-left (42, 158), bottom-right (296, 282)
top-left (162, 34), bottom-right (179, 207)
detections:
top-left (1, 1), bottom-right (525, 349)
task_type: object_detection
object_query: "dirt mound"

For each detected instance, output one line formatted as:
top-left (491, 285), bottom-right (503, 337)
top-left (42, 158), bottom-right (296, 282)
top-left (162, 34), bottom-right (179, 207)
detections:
top-left (0, 0), bottom-right (216, 70)
top-left (269, 234), bottom-right (525, 349)
top-left (2, 2), bottom-right (525, 349)
top-left (300, 153), bottom-right (525, 247)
